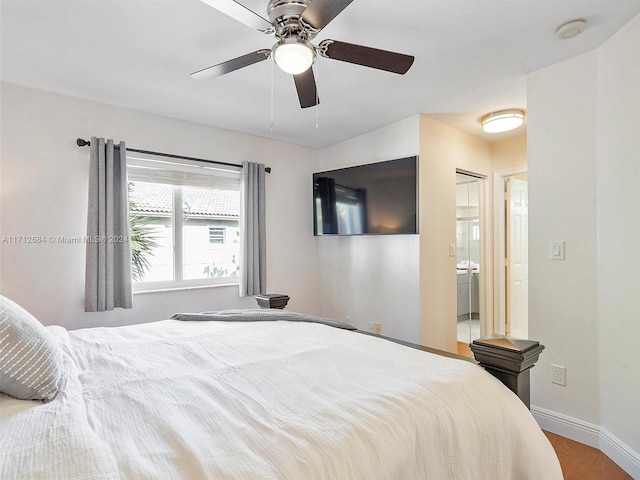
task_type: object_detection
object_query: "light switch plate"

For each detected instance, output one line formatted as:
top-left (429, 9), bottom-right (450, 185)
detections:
top-left (550, 241), bottom-right (565, 260)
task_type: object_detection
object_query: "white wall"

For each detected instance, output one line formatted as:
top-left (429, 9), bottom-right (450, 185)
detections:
top-left (595, 12), bottom-right (640, 463)
top-left (528, 49), bottom-right (601, 425)
top-left (528, 12), bottom-right (640, 474)
top-left (316, 116), bottom-right (421, 342)
top-left (0, 83), bottom-right (320, 329)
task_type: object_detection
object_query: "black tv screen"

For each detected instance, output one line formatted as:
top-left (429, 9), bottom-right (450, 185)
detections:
top-left (313, 156), bottom-right (418, 236)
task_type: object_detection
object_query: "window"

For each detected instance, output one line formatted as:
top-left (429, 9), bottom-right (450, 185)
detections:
top-left (208, 227), bottom-right (225, 244)
top-left (314, 184), bottom-right (365, 235)
top-left (127, 155), bottom-right (241, 290)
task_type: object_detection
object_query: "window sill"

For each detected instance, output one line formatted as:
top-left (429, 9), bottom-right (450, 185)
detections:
top-left (133, 282), bottom-right (238, 295)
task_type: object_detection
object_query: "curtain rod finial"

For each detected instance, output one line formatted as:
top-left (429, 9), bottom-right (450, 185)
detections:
top-left (77, 138), bottom-right (90, 147)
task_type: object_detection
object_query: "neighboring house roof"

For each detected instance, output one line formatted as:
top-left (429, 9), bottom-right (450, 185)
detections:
top-left (129, 182), bottom-right (239, 219)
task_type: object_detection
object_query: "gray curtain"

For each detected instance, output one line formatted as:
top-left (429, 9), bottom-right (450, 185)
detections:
top-left (239, 161), bottom-right (266, 297)
top-left (85, 137), bottom-right (133, 311)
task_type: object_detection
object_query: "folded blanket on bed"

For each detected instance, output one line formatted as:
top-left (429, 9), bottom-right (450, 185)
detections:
top-left (170, 308), bottom-right (357, 331)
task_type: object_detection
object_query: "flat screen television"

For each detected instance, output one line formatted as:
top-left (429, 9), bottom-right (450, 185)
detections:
top-left (313, 156), bottom-right (418, 236)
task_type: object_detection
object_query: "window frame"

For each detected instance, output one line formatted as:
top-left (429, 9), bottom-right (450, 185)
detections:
top-left (127, 154), bottom-right (241, 292)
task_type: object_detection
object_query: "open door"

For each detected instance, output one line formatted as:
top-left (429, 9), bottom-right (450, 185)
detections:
top-left (506, 175), bottom-right (529, 338)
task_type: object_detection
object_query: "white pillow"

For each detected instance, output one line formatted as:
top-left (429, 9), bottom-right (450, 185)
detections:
top-left (0, 295), bottom-right (63, 402)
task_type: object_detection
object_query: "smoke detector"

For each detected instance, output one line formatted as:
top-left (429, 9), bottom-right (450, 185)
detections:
top-left (556, 19), bottom-right (587, 40)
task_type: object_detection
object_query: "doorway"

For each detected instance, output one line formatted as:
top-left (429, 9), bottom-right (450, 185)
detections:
top-left (494, 169), bottom-right (529, 338)
top-left (456, 173), bottom-right (483, 347)
top-left (506, 174), bottom-right (529, 338)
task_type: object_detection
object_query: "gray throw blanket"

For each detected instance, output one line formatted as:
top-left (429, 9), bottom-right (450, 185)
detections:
top-left (170, 309), bottom-right (357, 331)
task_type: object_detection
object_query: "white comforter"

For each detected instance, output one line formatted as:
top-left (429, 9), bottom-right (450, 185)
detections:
top-left (1, 318), bottom-right (562, 479)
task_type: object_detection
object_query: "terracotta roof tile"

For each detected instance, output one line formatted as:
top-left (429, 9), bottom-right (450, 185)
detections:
top-left (129, 182), bottom-right (239, 218)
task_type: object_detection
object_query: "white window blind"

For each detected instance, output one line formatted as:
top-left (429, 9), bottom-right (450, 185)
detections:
top-left (127, 155), bottom-right (241, 188)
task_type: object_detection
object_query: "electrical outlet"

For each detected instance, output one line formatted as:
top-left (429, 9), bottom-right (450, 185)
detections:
top-left (344, 315), bottom-right (351, 324)
top-left (374, 323), bottom-right (382, 335)
top-left (551, 365), bottom-right (566, 386)
top-left (368, 322), bottom-right (374, 332)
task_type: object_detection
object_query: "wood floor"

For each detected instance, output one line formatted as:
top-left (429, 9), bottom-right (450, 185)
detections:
top-left (544, 431), bottom-right (632, 479)
top-left (456, 342), bottom-right (631, 479)
top-left (456, 342), bottom-right (473, 357)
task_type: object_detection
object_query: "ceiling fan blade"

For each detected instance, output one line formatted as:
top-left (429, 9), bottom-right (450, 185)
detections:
top-left (191, 49), bottom-right (271, 80)
top-left (319, 40), bottom-right (414, 74)
top-left (293, 68), bottom-right (319, 108)
top-left (300, 0), bottom-right (354, 31)
top-left (199, 0), bottom-right (274, 33)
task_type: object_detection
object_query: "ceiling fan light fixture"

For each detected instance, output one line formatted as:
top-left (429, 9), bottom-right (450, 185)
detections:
top-left (273, 38), bottom-right (315, 75)
top-left (481, 109), bottom-right (525, 133)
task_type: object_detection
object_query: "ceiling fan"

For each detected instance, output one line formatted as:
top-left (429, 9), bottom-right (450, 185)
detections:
top-left (191, 0), bottom-right (415, 108)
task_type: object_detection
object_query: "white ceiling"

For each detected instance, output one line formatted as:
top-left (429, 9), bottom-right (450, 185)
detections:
top-left (2, 0), bottom-right (640, 148)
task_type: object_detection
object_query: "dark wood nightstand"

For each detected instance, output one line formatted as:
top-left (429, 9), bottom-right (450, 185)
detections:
top-left (255, 294), bottom-right (290, 309)
top-left (470, 334), bottom-right (545, 409)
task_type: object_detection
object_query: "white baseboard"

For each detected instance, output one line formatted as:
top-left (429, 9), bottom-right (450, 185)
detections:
top-left (531, 405), bottom-right (600, 447)
top-left (600, 428), bottom-right (640, 480)
top-left (531, 405), bottom-right (640, 479)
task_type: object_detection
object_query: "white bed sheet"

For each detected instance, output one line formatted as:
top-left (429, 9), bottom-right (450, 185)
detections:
top-left (0, 326), bottom-right (119, 479)
top-left (1, 319), bottom-right (562, 479)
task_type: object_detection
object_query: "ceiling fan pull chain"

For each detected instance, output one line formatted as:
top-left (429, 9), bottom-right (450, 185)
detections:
top-left (270, 57), bottom-right (275, 132)
top-left (315, 62), bottom-right (320, 129)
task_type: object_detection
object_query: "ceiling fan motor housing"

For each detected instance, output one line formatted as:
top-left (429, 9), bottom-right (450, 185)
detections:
top-left (267, 0), bottom-right (315, 39)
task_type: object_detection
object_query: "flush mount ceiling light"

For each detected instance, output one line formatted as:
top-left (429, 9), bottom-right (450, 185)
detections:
top-left (556, 19), bottom-right (587, 40)
top-left (481, 109), bottom-right (526, 133)
top-left (273, 38), bottom-right (316, 75)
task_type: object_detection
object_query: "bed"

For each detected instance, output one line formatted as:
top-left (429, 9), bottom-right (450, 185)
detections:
top-left (0, 298), bottom-right (562, 479)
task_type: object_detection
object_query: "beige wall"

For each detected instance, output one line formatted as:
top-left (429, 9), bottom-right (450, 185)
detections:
top-left (491, 134), bottom-right (527, 171)
top-left (489, 134), bottom-right (527, 332)
top-left (418, 116), bottom-right (493, 352)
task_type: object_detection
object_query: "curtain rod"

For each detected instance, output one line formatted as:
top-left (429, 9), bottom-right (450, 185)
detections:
top-left (76, 138), bottom-right (271, 173)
